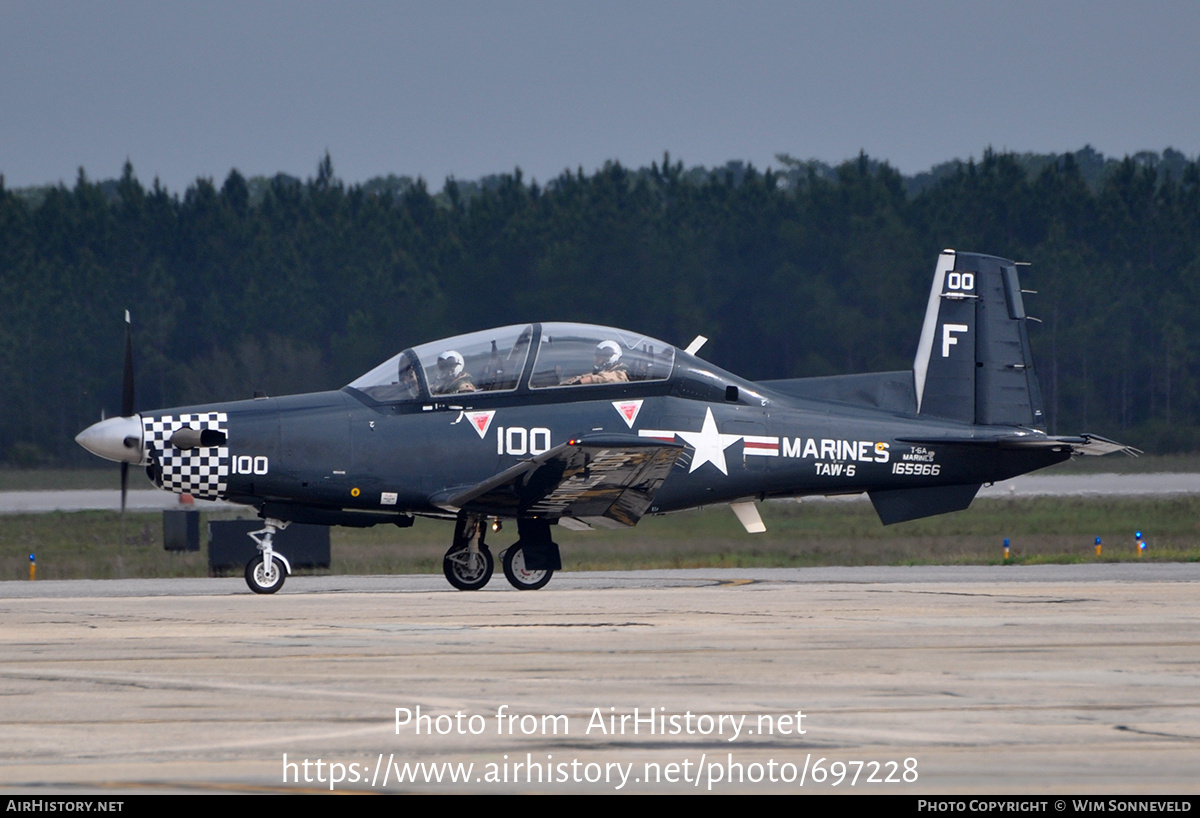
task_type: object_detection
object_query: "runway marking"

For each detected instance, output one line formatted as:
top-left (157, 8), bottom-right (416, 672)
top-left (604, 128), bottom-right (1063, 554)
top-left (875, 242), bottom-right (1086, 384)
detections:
top-left (1114, 724), bottom-right (1200, 741)
top-left (469, 621), bottom-right (652, 628)
top-left (869, 588), bottom-right (1099, 604)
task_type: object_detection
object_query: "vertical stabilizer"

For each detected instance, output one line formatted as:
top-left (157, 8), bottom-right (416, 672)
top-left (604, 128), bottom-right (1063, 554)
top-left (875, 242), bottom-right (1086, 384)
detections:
top-left (912, 250), bottom-right (1045, 428)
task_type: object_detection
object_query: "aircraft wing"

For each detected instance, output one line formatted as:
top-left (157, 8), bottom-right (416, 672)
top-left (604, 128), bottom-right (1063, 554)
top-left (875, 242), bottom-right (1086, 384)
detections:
top-left (896, 432), bottom-right (1140, 456)
top-left (431, 435), bottom-right (685, 528)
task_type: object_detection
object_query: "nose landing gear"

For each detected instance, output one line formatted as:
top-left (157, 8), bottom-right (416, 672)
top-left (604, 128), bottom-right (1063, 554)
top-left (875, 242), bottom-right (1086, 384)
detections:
top-left (244, 518), bottom-right (292, 594)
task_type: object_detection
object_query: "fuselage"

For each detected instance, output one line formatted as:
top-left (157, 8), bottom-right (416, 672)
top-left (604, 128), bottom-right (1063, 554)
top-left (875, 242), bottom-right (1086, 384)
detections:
top-left (117, 339), bottom-right (1066, 527)
top-left (74, 253), bottom-right (1128, 593)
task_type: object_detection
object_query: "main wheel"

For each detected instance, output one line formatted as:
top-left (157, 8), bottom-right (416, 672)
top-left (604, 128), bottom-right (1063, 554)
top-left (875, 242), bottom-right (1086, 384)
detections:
top-left (501, 542), bottom-right (553, 591)
top-left (245, 555), bottom-right (287, 594)
top-left (443, 543), bottom-right (493, 591)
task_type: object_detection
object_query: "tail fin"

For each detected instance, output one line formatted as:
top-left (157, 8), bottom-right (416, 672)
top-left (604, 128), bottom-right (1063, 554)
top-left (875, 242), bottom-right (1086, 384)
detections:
top-left (912, 250), bottom-right (1045, 428)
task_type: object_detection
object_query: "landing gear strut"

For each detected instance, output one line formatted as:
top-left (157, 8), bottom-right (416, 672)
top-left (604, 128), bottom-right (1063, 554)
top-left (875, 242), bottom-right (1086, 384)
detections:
top-left (442, 513), bottom-right (493, 590)
top-left (245, 518), bottom-right (292, 594)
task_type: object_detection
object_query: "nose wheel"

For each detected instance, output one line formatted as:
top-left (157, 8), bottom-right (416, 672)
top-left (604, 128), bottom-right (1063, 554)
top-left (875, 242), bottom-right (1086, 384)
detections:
top-left (246, 554), bottom-right (287, 594)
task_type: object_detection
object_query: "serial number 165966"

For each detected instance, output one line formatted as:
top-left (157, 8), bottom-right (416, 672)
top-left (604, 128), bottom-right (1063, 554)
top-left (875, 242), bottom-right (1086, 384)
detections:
top-left (892, 462), bottom-right (941, 476)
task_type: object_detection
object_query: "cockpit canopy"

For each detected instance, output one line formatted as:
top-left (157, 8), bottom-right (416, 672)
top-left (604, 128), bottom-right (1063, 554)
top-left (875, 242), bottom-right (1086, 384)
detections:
top-left (347, 323), bottom-right (677, 402)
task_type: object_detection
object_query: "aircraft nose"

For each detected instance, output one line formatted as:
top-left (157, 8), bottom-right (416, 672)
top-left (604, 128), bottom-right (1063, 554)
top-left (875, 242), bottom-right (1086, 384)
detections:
top-left (75, 415), bottom-right (144, 464)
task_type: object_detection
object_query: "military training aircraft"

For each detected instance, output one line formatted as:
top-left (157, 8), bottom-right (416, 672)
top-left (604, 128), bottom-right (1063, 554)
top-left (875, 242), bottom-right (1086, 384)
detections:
top-left (76, 250), bottom-right (1134, 594)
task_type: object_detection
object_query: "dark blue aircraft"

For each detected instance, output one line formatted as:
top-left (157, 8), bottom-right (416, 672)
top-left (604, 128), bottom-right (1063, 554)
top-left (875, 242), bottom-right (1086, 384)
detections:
top-left (77, 250), bottom-right (1134, 593)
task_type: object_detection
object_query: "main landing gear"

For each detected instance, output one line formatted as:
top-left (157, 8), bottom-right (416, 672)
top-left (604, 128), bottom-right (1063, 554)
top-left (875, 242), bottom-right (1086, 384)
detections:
top-left (441, 514), bottom-right (561, 591)
top-left (501, 542), bottom-right (553, 591)
top-left (244, 518), bottom-right (292, 594)
top-left (442, 515), bottom-right (494, 591)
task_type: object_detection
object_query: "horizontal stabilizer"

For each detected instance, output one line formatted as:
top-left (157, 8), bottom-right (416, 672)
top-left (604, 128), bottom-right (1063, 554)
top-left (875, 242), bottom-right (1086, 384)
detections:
top-left (432, 435), bottom-right (683, 526)
top-left (869, 483), bottom-right (982, 525)
top-left (994, 433), bottom-right (1140, 456)
top-left (896, 433), bottom-right (1140, 456)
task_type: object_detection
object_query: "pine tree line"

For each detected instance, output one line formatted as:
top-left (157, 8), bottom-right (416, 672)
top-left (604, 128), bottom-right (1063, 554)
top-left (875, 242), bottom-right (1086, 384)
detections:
top-left (2, 147), bottom-right (1198, 465)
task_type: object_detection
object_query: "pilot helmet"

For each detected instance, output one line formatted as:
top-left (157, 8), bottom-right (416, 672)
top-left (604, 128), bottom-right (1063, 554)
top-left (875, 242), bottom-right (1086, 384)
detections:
top-left (437, 350), bottom-right (465, 379)
top-left (594, 340), bottom-right (621, 371)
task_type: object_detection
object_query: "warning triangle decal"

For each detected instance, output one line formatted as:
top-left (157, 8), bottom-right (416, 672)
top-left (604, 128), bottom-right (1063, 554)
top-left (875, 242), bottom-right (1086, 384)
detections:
top-left (465, 410), bottom-right (495, 439)
top-left (612, 399), bottom-right (643, 429)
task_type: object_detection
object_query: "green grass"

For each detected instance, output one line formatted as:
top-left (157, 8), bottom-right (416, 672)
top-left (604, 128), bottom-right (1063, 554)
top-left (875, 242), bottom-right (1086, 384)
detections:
top-left (0, 468), bottom-right (120, 491)
top-left (4, 494), bottom-right (1198, 582)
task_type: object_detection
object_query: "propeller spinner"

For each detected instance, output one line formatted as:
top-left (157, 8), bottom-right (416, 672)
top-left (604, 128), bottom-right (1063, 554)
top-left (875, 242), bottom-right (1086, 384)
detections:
top-left (74, 311), bottom-right (143, 513)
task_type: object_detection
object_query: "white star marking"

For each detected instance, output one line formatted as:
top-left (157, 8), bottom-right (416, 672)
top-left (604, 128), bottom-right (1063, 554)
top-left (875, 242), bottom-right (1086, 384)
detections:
top-left (677, 407), bottom-right (742, 475)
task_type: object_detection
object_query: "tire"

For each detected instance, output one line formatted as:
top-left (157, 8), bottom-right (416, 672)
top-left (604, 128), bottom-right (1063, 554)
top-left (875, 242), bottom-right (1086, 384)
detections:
top-left (501, 542), bottom-right (553, 591)
top-left (245, 555), bottom-right (287, 594)
top-left (443, 543), bottom-right (493, 591)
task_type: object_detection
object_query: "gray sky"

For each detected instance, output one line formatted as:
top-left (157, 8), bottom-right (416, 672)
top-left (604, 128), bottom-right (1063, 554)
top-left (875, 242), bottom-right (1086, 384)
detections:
top-left (3, 0), bottom-right (1198, 193)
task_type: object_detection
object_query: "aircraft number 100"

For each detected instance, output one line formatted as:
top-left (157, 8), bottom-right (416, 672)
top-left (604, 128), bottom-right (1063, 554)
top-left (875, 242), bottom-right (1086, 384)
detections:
top-left (231, 455), bottom-right (269, 475)
top-left (497, 426), bottom-right (551, 456)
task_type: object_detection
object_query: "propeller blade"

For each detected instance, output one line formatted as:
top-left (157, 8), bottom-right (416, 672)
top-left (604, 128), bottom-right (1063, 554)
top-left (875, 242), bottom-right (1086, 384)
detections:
top-left (119, 310), bottom-right (134, 537)
top-left (121, 310), bottom-right (135, 417)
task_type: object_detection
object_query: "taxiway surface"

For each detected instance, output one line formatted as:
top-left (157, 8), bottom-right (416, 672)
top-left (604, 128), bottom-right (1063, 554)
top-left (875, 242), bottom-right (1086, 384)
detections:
top-left (2, 565), bottom-right (1198, 794)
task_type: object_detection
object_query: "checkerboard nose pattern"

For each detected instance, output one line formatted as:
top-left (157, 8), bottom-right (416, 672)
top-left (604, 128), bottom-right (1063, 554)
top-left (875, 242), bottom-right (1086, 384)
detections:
top-left (143, 412), bottom-right (230, 500)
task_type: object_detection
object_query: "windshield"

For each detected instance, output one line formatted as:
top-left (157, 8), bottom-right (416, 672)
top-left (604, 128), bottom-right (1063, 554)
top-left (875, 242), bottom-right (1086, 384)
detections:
top-left (348, 325), bottom-right (534, 401)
